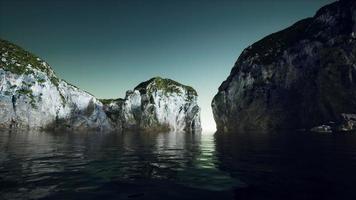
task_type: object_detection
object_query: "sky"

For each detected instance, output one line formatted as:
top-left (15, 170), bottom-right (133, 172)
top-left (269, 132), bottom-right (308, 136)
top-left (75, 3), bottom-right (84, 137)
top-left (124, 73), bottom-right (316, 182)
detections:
top-left (0, 0), bottom-right (335, 131)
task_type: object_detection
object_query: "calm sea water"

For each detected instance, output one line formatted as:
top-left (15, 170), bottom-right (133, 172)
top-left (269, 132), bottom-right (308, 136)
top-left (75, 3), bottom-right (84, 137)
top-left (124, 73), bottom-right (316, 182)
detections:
top-left (1, 130), bottom-right (356, 200)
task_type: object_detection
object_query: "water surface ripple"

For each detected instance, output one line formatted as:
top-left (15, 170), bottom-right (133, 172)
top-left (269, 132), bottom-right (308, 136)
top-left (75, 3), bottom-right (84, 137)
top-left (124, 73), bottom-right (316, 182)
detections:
top-left (1, 130), bottom-right (356, 199)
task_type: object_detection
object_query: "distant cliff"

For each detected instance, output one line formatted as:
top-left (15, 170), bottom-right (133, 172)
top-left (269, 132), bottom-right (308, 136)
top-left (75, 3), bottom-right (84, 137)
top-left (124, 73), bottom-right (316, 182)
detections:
top-left (212, 0), bottom-right (356, 132)
top-left (102, 77), bottom-right (201, 132)
top-left (0, 39), bottom-right (201, 132)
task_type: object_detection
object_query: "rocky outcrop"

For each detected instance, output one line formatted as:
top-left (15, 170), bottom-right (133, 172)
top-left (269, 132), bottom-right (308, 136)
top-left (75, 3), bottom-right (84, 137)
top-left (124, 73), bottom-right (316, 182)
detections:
top-left (101, 77), bottom-right (201, 132)
top-left (0, 39), bottom-right (112, 131)
top-left (212, 0), bottom-right (356, 132)
top-left (0, 39), bottom-right (201, 132)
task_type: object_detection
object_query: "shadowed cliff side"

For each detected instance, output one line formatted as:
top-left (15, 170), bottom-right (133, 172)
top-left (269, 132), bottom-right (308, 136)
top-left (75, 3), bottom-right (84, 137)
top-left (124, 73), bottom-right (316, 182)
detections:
top-left (212, 0), bottom-right (356, 133)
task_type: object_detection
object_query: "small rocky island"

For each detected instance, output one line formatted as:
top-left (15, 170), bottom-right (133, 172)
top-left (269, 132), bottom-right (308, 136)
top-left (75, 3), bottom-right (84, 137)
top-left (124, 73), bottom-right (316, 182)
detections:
top-left (102, 77), bottom-right (201, 132)
top-left (212, 0), bottom-right (356, 133)
top-left (0, 39), bottom-right (201, 132)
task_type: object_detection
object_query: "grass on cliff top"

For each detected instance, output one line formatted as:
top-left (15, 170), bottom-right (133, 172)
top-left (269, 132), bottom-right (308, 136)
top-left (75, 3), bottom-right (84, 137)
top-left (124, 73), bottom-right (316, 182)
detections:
top-left (0, 39), bottom-right (60, 86)
top-left (239, 18), bottom-right (314, 65)
top-left (134, 76), bottom-right (198, 96)
top-left (100, 77), bottom-right (198, 106)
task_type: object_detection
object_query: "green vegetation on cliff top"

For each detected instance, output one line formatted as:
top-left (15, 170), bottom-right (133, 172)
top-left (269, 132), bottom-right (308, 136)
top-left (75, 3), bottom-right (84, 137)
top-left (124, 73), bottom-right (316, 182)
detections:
top-left (240, 18), bottom-right (313, 66)
top-left (99, 77), bottom-right (197, 106)
top-left (135, 77), bottom-right (197, 96)
top-left (0, 39), bottom-right (60, 86)
top-left (1, 39), bottom-right (198, 106)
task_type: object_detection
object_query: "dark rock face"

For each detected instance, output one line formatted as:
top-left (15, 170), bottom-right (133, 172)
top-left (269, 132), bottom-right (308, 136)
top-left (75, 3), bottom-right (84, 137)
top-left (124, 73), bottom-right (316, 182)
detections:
top-left (212, 0), bottom-right (356, 132)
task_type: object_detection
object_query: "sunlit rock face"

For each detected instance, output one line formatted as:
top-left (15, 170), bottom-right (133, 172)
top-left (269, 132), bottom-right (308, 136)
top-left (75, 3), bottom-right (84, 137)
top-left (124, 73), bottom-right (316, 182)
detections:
top-left (0, 39), bottom-right (201, 132)
top-left (0, 39), bottom-right (113, 131)
top-left (102, 77), bottom-right (201, 132)
top-left (212, 0), bottom-right (356, 132)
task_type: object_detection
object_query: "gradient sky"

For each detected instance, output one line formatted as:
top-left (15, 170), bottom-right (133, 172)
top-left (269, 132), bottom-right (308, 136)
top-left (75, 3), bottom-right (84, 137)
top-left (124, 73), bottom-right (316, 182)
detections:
top-left (0, 0), bottom-right (335, 131)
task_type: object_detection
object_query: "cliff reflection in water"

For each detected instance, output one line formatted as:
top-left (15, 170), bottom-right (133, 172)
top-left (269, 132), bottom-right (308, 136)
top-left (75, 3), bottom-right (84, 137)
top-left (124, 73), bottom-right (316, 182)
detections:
top-left (215, 131), bottom-right (356, 200)
top-left (2, 130), bottom-right (356, 200)
top-left (0, 130), bottom-right (239, 200)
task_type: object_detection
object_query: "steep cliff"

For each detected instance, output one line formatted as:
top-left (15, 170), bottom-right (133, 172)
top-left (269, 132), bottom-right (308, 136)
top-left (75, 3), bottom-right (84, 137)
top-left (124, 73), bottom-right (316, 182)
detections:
top-left (102, 77), bottom-right (201, 132)
top-left (0, 39), bottom-right (201, 132)
top-left (0, 39), bottom-right (111, 130)
top-left (212, 0), bottom-right (356, 132)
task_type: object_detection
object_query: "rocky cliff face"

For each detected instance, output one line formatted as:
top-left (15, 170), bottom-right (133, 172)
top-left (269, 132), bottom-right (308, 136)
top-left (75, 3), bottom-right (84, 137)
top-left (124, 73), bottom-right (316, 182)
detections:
top-left (212, 0), bottom-right (356, 132)
top-left (102, 77), bottom-right (201, 132)
top-left (0, 39), bottom-right (112, 131)
top-left (0, 39), bottom-right (201, 132)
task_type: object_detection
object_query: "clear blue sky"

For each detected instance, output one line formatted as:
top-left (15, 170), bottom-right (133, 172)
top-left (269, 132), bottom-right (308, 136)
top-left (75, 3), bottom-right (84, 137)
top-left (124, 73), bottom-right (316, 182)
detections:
top-left (0, 0), bottom-right (335, 131)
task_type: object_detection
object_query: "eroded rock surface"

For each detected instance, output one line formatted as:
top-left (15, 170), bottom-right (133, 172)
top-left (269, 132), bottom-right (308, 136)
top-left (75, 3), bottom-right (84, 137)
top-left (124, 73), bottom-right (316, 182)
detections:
top-left (102, 77), bottom-right (201, 132)
top-left (0, 39), bottom-right (201, 132)
top-left (212, 0), bottom-right (356, 132)
top-left (0, 39), bottom-right (111, 131)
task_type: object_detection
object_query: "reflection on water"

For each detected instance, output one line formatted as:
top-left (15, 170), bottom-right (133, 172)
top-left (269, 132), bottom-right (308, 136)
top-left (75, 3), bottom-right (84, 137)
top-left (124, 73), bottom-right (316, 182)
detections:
top-left (1, 130), bottom-right (356, 199)
top-left (215, 131), bottom-right (356, 200)
top-left (0, 130), bottom-right (239, 200)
